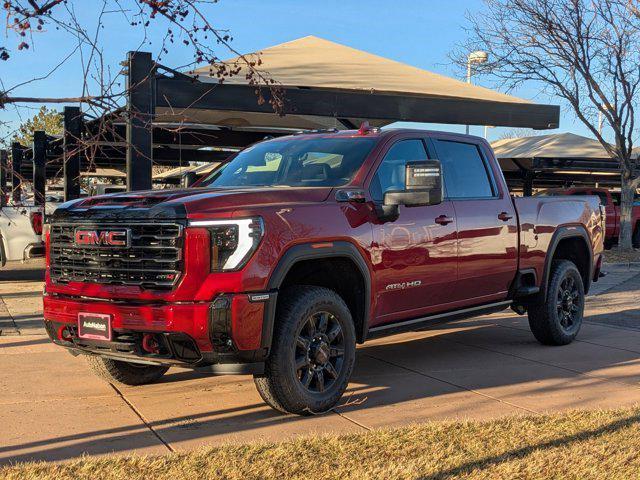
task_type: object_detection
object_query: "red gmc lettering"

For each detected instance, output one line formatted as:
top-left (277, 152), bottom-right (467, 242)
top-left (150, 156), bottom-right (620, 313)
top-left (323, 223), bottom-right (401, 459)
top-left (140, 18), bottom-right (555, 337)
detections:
top-left (74, 230), bottom-right (127, 246)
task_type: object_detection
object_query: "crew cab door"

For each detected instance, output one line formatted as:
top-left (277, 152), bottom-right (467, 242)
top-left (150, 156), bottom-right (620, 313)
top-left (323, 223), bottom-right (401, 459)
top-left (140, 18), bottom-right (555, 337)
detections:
top-left (431, 136), bottom-right (518, 304)
top-left (369, 138), bottom-right (458, 325)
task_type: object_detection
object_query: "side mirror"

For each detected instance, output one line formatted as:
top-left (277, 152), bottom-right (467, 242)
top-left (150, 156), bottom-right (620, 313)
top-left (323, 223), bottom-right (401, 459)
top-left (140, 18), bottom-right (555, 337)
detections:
top-left (383, 160), bottom-right (443, 207)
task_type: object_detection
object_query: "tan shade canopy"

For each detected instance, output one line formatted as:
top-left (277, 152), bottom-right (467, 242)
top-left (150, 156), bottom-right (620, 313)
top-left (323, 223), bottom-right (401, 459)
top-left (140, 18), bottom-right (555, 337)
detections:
top-left (491, 133), bottom-right (611, 160)
top-left (80, 168), bottom-right (126, 178)
top-left (193, 35), bottom-right (529, 105)
top-left (153, 162), bottom-right (222, 181)
top-left (165, 35), bottom-right (561, 131)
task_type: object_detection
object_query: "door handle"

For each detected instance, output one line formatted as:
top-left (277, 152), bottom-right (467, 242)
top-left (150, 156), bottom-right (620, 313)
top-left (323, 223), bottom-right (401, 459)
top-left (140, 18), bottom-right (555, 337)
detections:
top-left (498, 211), bottom-right (513, 221)
top-left (435, 215), bottom-right (454, 225)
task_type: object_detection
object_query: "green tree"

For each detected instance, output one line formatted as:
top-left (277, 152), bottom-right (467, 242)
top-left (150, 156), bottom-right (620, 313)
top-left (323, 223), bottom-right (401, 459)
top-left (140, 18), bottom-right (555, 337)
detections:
top-left (13, 106), bottom-right (63, 146)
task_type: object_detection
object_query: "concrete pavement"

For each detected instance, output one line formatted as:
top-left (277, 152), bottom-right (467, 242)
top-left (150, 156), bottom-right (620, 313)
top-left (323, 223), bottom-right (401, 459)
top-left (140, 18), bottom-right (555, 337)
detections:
top-left (1, 261), bottom-right (640, 463)
top-left (0, 259), bottom-right (44, 336)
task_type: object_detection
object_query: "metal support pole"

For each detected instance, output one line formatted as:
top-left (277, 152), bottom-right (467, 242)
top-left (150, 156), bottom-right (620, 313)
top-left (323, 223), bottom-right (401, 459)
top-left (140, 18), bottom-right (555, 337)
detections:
top-left (182, 171), bottom-right (197, 188)
top-left (523, 171), bottom-right (535, 197)
top-left (32, 130), bottom-right (46, 207)
top-left (10, 142), bottom-right (23, 204)
top-left (63, 106), bottom-right (82, 201)
top-left (0, 150), bottom-right (6, 207)
top-left (465, 61), bottom-right (471, 135)
top-left (126, 51), bottom-right (154, 191)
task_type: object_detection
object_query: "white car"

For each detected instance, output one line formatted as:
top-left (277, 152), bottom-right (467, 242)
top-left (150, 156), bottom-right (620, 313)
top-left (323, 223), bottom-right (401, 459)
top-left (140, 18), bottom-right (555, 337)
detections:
top-left (0, 205), bottom-right (45, 266)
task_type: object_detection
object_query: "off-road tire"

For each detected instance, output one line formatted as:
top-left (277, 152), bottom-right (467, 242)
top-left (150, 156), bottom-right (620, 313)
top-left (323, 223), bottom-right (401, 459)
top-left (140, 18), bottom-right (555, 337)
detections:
top-left (632, 225), bottom-right (640, 249)
top-left (528, 260), bottom-right (584, 346)
top-left (86, 356), bottom-right (169, 386)
top-left (254, 286), bottom-right (356, 416)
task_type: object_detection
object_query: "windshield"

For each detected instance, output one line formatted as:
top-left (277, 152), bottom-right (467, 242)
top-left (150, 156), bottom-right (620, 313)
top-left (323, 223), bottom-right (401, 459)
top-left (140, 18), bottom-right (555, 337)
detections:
top-left (199, 137), bottom-right (377, 188)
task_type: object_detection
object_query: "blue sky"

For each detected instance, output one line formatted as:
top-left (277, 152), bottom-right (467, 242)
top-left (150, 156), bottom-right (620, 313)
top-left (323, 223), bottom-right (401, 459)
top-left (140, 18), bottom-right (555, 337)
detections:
top-left (0, 0), bottom-right (592, 144)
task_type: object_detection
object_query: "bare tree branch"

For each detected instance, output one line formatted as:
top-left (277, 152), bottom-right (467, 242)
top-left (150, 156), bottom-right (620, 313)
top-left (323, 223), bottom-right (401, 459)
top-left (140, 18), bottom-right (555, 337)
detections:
top-left (456, 0), bottom-right (640, 249)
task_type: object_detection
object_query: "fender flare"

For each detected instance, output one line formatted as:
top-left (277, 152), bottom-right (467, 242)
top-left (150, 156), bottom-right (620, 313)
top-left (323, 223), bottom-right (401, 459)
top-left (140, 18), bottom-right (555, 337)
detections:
top-left (540, 225), bottom-right (593, 297)
top-left (266, 241), bottom-right (372, 343)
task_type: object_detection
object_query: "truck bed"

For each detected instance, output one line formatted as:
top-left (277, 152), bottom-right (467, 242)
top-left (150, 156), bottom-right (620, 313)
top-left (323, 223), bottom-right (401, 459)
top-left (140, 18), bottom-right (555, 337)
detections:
top-left (514, 195), bottom-right (604, 290)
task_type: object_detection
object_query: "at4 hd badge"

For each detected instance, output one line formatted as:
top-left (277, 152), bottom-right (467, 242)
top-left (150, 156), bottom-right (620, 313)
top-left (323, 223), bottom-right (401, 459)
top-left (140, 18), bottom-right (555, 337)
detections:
top-left (385, 280), bottom-right (422, 291)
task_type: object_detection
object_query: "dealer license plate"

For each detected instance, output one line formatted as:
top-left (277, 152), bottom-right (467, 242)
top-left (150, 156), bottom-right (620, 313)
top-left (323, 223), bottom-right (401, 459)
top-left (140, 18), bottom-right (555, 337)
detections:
top-left (77, 312), bottom-right (112, 341)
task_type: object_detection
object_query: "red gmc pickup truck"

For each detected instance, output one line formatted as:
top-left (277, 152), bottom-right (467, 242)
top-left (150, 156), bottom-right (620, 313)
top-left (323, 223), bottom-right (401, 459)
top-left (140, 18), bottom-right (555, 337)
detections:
top-left (537, 187), bottom-right (640, 248)
top-left (43, 127), bottom-right (604, 415)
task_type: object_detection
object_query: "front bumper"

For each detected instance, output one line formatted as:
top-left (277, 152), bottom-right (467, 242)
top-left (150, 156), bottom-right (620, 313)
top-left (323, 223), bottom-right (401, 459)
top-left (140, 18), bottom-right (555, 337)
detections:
top-left (43, 291), bottom-right (275, 371)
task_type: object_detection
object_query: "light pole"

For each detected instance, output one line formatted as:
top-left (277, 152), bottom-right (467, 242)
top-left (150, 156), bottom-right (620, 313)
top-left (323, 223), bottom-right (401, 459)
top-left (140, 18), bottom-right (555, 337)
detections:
top-left (484, 125), bottom-right (494, 139)
top-left (466, 50), bottom-right (489, 135)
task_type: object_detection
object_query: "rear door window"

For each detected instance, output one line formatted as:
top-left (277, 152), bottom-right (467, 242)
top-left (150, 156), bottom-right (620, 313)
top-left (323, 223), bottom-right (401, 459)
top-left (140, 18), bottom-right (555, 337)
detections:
top-left (433, 140), bottom-right (495, 199)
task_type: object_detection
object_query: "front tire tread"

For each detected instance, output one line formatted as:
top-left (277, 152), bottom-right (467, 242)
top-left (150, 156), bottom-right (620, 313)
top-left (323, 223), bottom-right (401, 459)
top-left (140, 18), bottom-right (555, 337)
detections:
top-left (254, 285), bottom-right (356, 416)
top-left (86, 356), bottom-right (169, 386)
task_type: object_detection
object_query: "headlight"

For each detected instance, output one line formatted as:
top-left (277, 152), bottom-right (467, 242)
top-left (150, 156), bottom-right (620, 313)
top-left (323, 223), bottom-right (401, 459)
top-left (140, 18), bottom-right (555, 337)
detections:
top-left (189, 218), bottom-right (264, 271)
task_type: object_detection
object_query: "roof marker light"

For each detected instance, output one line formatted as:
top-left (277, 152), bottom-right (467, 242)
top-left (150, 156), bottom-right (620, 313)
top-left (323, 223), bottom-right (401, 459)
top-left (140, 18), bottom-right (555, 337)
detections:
top-left (358, 121), bottom-right (372, 135)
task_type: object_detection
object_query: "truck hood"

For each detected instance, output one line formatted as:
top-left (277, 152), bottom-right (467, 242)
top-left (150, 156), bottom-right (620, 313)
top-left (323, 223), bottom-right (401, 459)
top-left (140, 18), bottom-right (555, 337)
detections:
top-left (50, 187), bottom-right (334, 222)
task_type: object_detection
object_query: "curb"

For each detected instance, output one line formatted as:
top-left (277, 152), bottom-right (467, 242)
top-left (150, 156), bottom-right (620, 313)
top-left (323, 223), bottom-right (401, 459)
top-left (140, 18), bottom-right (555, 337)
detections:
top-left (602, 262), bottom-right (640, 269)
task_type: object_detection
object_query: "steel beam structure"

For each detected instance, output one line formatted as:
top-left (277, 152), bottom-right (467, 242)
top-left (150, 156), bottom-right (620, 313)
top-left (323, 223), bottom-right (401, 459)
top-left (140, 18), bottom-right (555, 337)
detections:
top-left (63, 106), bottom-right (82, 201)
top-left (32, 131), bottom-right (47, 206)
top-left (155, 77), bottom-right (561, 130)
top-left (10, 142), bottom-right (23, 204)
top-left (126, 51), bottom-right (154, 191)
top-left (0, 150), bottom-right (6, 207)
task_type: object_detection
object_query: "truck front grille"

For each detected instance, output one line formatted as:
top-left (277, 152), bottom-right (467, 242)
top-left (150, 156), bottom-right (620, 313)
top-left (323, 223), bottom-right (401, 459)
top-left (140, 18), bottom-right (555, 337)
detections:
top-left (49, 222), bottom-right (183, 289)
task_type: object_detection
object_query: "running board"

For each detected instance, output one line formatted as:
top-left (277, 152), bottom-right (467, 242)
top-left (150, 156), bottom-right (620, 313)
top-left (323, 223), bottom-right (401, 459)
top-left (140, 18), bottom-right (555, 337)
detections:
top-left (367, 300), bottom-right (512, 339)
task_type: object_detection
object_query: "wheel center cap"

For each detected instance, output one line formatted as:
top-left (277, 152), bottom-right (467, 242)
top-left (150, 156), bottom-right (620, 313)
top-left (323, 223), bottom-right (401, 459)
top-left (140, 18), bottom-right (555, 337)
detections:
top-left (311, 341), bottom-right (330, 365)
top-left (562, 292), bottom-right (573, 311)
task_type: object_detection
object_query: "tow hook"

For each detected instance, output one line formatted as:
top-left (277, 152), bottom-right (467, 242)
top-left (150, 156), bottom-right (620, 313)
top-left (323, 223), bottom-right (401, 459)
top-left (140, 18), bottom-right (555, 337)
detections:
top-left (57, 325), bottom-right (73, 342)
top-left (142, 333), bottom-right (161, 354)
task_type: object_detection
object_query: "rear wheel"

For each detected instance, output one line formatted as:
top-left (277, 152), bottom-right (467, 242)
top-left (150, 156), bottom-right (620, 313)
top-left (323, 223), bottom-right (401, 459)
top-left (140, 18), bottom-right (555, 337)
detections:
top-left (86, 356), bottom-right (169, 386)
top-left (528, 260), bottom-right (584, 345)
top-left (254, 286), bottom-right (356, 415)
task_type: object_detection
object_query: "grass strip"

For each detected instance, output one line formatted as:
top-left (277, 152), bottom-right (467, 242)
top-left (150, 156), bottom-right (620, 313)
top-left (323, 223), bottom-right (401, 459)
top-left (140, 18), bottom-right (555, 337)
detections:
top-left (3, 407), bottom-right (640, 479)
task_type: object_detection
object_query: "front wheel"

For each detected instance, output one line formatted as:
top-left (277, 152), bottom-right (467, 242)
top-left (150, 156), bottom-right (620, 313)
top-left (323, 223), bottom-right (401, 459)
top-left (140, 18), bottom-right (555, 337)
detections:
top-left (528, 260), bottom-right (585, 345)
top-left (254, 286), bottom-right (356, 415)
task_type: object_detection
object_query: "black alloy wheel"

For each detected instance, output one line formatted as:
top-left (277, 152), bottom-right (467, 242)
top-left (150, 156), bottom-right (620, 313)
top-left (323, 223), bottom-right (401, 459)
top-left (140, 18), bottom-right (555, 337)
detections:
top-left (253, 285), bottom-right (356, 415)
top-left (528, 259), bottom-right (585, 346)
top-left (295, 311), bottom-right (345, 393)
top-left (556, 275), bottom-right (581, 332)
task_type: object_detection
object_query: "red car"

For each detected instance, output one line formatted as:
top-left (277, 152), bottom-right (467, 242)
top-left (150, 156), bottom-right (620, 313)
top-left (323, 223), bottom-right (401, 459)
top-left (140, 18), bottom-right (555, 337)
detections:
top-left (43, 127), bottom-right (604, 415)
top-left (537, 187), bottom-right (640, 248)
